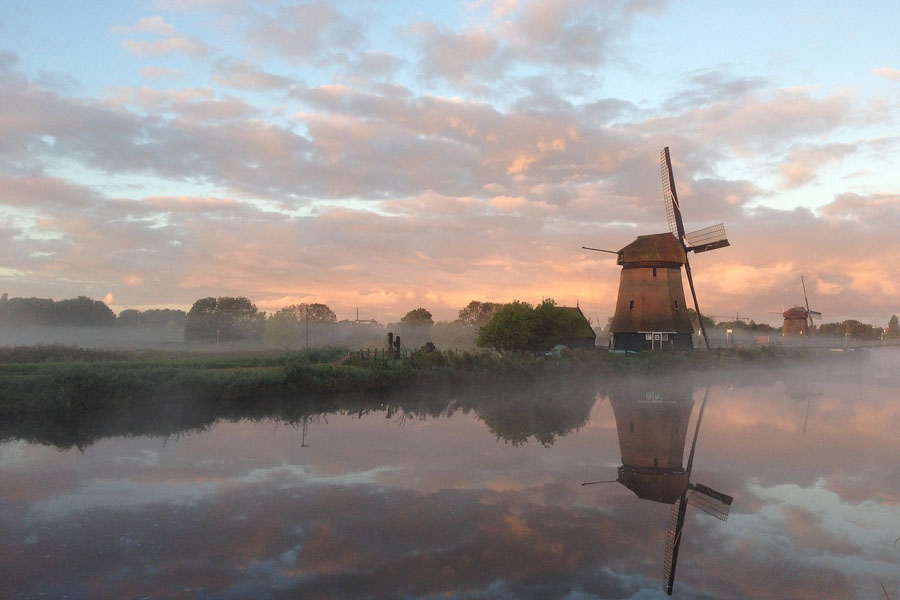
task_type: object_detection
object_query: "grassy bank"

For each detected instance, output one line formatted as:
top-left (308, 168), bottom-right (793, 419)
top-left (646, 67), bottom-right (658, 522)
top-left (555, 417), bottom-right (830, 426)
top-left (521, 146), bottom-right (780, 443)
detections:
top-left (0, 342), bottom-right (848, 417)
top-left (0, 343), bottom-right (872, 450)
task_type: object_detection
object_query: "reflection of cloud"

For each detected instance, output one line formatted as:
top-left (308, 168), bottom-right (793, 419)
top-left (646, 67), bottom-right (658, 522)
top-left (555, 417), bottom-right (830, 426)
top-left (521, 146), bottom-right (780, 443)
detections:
top-left (5, 369), bottom-right (900, 597)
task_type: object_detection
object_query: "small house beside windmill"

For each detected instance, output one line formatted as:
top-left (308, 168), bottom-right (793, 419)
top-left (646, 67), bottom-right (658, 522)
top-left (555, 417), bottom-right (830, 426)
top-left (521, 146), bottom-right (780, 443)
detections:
top-left (588, 148), bottom-right (730, 351)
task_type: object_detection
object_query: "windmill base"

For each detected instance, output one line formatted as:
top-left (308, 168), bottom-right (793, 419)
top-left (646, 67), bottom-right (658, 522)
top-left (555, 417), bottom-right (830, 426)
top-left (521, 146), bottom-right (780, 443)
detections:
top-left (612, 332), bottom-right (693, 352)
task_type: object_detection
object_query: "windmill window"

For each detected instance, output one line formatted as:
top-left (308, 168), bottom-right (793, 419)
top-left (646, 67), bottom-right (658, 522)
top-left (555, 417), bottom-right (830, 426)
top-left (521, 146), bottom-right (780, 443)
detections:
top-left (653, 458), bottom-right (658, 467)
top-left (629, 300), bottom-right (634, 310)
top-left (674, 300), bottom-right (679, 309)
top-left (653, 267), bottom-right (657, 277)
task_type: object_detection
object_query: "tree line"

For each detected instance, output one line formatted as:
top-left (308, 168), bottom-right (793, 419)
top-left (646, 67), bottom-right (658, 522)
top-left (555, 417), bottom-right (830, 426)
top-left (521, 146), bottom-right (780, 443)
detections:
top-left (3, 293), bottom-right (897, 349)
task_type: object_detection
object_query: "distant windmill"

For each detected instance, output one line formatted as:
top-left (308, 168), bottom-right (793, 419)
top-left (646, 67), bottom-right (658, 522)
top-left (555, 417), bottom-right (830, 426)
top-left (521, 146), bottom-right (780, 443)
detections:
top-left (584, 383), bottom-right (733, 595)
top-left (774, 276), bottom-right (822, 336)
top-left (584, 148), bottom-right (730, 351)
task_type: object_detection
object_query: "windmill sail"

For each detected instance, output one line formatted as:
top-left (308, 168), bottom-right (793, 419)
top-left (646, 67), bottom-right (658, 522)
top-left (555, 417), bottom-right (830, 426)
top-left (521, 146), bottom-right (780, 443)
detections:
top-left (687, 483), bottom-right (733, 521)
top-left (663, 495), bottom-right (687, 595)
top-left (661, 147), bottom-right (685, 240)
top-left (800, 275), bottom-right (821, 332)
top-left (684, 223), bottom-right (729, 253)
top-left (660, 387), bottom-right (732, 594)
top-left (659, 147), bottom-right (732, 350)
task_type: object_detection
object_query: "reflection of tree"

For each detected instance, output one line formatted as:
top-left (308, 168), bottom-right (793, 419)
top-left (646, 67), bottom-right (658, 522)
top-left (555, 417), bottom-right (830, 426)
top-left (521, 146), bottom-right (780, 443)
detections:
top-left (1, 379), bottom-right (598, 450)
top-left (469, 382), bottom-right (597, 447)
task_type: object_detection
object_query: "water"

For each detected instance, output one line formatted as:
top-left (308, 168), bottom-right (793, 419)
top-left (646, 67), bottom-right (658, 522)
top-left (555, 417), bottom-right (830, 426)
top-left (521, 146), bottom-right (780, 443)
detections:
top-left (2, 352), bottom-right (899, 599)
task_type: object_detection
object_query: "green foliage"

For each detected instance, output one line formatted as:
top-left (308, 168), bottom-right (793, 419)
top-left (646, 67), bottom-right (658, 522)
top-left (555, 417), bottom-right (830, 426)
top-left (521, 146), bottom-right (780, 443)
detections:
top-left (713, 319), bottom-right (778, 333)
top-left (184, 296), bottom-right (265, 342)
top-left (686, 308), bottom-right (715, 332)
top-left (475, 299), bottom-right (593, 352)
top-left (887, 315), bottom-right (899, 339)
top-left (117, 308), bottom-right (186, 329)
top-left (0, 295), bottom-right (115, 327)
top-left (277, 303), bottom-right (336, 323)
top-left (533, 299), bottom-right (591, 348)
top-left (400, 307), bottom-right (434, 326)
top-left (0, 344), bottom-right (130, 363)
top-left (817, 319), bottom-right (881, 340)
top-left (457, 300), bottom-right (502, 326)
top-left (264, 310), bottom-right (300, 346)
top-left (476, 300), bottom-right (536, 352)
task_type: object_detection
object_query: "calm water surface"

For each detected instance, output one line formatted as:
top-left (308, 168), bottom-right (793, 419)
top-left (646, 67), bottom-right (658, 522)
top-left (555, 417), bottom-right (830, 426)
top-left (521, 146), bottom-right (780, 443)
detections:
top-left (2, 352), bottom-right (900, 599)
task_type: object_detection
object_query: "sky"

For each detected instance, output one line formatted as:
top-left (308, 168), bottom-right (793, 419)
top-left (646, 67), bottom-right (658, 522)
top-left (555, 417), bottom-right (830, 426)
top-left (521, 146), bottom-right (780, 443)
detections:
top-left (0, 0), bottom-right (898, 326)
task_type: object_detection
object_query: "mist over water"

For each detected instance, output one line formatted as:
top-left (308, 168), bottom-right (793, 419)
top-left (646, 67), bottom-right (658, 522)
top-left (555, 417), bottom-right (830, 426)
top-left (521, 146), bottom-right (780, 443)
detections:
top-left (2, 349), bottom-right (899, 599)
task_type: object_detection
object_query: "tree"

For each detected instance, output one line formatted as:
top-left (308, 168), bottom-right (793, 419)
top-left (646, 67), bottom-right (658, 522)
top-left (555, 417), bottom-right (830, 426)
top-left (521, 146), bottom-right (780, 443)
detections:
top-left (263, 310), bottom-right (300, 346)
top-left (117, 308), bottom-right (186, 329)
top-left (457, 301), bottom-right (502, 326)
top-left (817, 319), bottom-right (880, 340)
top-left (184, 296), bottom-right (265, 342)
top-left (888, 315), bottom-right (899, 339)
top-left (532, 299), bottom-right (590, 348)
top-left (401, 308), bottom-right (433, 326)
top-left (686, 308), bottom-right (715, 333)
top-left (278, 303), bottom-right (336, 323)
top-left (476, 301), bottom-right (536, 352)
top-left (56, 296), bottom-right (116, 326)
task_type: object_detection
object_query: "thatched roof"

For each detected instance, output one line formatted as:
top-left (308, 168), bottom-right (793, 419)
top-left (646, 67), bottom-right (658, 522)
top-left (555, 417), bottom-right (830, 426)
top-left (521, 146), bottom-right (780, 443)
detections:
top-left (617, 233), bottom-right (686, 266)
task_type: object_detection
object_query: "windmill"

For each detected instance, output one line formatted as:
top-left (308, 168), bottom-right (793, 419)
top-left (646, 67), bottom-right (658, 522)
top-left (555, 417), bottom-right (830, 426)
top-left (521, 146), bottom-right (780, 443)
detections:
top-left (660, 147), bottom-right (730, 349)
top-left (584, 383), bottom-right (733, 595)
top-left (775, 276), bottom-right (822, 336)
top-left (585, 148), bottom-right (729, 351)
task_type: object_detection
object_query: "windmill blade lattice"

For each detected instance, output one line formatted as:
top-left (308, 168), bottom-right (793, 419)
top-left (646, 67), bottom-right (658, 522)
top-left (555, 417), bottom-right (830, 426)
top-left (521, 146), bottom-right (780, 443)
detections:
top-left (687, 483), bottom-right (733, 521)
top-left (661, 148), bottom-right (685, 240)
top-left (684, 223), bottom-right (729, 253)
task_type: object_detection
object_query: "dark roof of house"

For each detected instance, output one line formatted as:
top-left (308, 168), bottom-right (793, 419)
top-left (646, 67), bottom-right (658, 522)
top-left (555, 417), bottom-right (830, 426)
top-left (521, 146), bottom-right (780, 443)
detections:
top-left (558, 305), bottom-right (596, 340)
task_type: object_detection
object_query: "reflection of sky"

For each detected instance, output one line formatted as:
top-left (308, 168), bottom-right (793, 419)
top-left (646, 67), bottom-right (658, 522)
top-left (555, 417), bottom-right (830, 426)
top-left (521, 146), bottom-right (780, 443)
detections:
top-left (2, 364), bottom-right (900, 599)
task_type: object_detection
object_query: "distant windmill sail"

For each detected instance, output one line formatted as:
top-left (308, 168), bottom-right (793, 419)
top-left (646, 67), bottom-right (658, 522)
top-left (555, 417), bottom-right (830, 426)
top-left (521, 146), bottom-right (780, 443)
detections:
top-left (800, 275), bottom-right (821, 333)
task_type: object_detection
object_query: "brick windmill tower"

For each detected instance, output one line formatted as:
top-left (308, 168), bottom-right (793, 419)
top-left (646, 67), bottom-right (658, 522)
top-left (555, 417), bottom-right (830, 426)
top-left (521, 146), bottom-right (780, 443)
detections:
top-left (586, 148), bottom-right (730, 351)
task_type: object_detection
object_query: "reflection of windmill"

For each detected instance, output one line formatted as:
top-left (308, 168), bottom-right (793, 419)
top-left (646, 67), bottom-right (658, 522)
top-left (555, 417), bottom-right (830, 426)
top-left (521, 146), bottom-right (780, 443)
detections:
top-left (587, 382), bottom-right (733, 595)
top-left (585, 148), bottom-right (730, 351)
top-left (662, 388), bottom-right (732, 596)
top-left (784, 380), bottom-right (823, 434)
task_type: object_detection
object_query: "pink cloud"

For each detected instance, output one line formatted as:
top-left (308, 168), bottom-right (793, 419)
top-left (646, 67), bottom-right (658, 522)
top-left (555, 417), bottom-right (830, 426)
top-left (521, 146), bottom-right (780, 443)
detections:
top-left (112, 16), bottom-right (178, 37)
top-left (122, 36), bottom-right (208, 57)
top-left (872, 67), bottom-right (900, 81)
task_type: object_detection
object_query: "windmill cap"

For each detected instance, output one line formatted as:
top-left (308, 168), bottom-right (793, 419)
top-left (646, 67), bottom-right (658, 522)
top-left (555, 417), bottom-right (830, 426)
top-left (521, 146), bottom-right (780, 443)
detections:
top-left (617, 233), bottom-right (687, 266)
top-left (617, 466), bottom-right (689, 504)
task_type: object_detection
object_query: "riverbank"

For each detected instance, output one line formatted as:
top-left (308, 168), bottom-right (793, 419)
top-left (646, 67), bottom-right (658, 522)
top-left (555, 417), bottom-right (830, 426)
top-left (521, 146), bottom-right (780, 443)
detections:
top-left (0, 343), bottom-right (865, 417)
